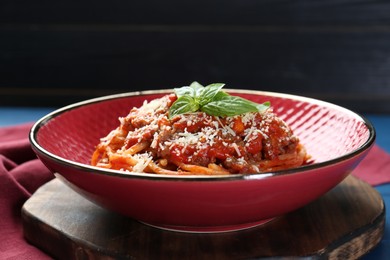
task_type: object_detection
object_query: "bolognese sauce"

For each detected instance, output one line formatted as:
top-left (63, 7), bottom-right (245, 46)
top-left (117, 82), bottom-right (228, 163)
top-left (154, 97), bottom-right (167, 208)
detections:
top-left (91, 92), bottom-right (308, 175)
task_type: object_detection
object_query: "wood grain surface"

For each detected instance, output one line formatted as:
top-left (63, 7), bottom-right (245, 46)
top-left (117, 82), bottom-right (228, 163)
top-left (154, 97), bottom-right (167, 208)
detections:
top-left (22, 175), bottom-right (384, 259)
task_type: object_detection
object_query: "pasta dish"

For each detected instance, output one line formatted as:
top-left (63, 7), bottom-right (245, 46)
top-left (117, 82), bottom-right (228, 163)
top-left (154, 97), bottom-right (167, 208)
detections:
top-left (91, 83), bottom-right (309, 175)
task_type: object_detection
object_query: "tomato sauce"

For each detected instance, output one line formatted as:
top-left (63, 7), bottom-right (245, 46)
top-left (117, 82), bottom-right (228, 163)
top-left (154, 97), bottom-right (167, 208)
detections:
top-left (101, 94), bottom-right (300, 174)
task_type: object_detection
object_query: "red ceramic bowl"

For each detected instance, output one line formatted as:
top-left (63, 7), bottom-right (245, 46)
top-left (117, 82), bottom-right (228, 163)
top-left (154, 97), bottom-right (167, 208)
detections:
top-left (29, 89), bottom-right (375, 232)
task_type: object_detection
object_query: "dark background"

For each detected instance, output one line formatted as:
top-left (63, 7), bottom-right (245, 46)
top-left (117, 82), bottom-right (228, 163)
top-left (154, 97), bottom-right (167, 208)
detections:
top-left (1, 0), bottom-right (390, 113)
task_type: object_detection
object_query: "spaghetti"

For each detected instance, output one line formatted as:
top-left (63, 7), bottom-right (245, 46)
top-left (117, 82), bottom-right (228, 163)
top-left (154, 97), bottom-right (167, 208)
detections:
top-left (91, 91), bottom-right (309, 175)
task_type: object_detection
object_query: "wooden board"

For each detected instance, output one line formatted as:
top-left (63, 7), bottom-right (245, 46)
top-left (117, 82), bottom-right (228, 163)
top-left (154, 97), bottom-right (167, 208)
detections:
top-left (22, 175), bottom-right (385, 259)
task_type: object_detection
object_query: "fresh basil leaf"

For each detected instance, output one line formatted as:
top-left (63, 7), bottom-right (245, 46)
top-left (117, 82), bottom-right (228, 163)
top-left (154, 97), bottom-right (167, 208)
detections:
top-left (201, 96), bottom-right (268, 117)
top-left (256, 101), bottom-right (271, 112)
top-left (169, 95), bottom-right (199, 118)
top-left (213, 90), bottom-right (229, 101)
top-left (174, 81), bottom-right (205, 97)
top-left (169, 82), bottom-right (271, 118)
top-left (189, 81), bottom-right (205, 96)
top-left (174, 87), bottom-right (195, 98)
top-left (199, 83), bottom-right (225, 106)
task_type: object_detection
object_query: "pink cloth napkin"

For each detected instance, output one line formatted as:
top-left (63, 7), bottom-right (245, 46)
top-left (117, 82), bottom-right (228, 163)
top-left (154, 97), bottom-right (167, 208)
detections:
top-left (352, 145), bottom-right (390, 186)
top-left (0, 123), bottom-right (389, 259)
top-left (0, 123), bottom-right (53, 259)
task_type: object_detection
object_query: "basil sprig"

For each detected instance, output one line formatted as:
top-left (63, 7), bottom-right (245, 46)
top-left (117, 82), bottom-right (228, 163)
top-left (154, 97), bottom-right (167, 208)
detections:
top-left (169, 82), bottom-right (270, 118)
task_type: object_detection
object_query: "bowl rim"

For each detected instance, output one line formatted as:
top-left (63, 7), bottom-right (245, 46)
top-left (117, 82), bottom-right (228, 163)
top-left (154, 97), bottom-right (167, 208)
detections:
top-left (29, 89), bottom-right (376, 182)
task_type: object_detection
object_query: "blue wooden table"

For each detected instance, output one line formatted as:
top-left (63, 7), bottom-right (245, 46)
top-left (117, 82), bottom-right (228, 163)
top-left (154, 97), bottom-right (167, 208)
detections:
top-left (1, 107), bottom-right (389, 258)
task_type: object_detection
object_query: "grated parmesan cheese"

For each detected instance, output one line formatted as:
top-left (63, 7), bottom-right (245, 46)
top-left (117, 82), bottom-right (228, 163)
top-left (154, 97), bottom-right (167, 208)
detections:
top-left (150, 132), bottom-right (159, 149)
top-left (132, 153), bottom-right (153, 173)
top-left (94, 93), bottom-right (301, 175)
top-left (231, 143), bottom-right (241, 157)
